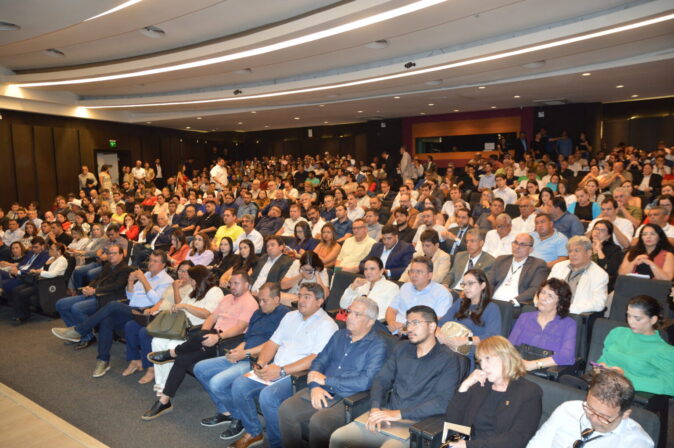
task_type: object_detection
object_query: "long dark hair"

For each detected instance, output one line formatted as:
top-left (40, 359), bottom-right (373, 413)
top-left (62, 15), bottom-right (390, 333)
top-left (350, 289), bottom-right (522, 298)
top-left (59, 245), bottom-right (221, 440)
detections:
top-left (536, 278), bottom-right (572, 318)
top-left (298, 250), bottom-right (324, 272)
top-left (628, 295), bottom-right (663, 330)
top-left (237, 239), bottom-right (258, 272)
top-left (627, 224), bottom-right (674, 261)
top-left (188, 265), bottom-right (217, 301)
top-left (454, 268), bottom-right (492, 326)
top-left (294, 221), bottom-right (313, 244)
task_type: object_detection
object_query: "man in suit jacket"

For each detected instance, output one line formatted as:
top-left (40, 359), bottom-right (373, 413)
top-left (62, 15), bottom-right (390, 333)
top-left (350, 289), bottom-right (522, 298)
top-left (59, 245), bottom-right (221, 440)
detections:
top-left (250, 235), bottom-right (293, 295)
top-left (399, 229), bottom-right (450, 285)
top-left (488, 233), bottom-right (550, 306)
top-left (513, 131), bottom-right (529, 162)
top-left (634, 161), bottom-right (662, 198)
top-left (441, 208), bottom-right (471, 257)
top-left (360, 225), bottom-right (414, 280)
top-left (444, 229), bottom-right (495, 295)
top-left (0, 236), bottom-right (51, 296)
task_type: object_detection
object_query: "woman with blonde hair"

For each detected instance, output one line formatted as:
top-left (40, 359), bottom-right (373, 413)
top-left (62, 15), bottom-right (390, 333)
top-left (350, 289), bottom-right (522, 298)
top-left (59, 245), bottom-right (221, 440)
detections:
top-left (442, 336), bottom-right (542, 448)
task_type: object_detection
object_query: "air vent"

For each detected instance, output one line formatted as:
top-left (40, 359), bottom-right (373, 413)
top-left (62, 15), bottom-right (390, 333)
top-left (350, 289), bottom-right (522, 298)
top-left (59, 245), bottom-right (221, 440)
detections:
top-left (532, 98), bottom-right (568, 106)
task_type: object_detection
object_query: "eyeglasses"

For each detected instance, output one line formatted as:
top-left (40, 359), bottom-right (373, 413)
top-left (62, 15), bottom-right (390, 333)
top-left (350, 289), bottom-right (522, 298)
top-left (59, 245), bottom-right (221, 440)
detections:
top-left (459, 281), bottom-right (479, 288)
top-left (405, 320), bottom-right (432, 328)
top-left (345, 309), bottom-right (367, 318)
top-left (582, 401), bottom-right (621, 426)
top-left (512, 241), bottom-right (533, 247)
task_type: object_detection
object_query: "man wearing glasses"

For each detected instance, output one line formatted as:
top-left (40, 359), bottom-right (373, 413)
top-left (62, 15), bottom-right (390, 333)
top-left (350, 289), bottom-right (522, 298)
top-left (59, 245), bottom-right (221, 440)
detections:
top-left (330, 305), bottom-right (463, 447)
top-left (488, 233), bottom-right (550, 306)
top-left (527, 370), bottom-right (654, 447)
top-left (279, 297), bottom-right (388, 447)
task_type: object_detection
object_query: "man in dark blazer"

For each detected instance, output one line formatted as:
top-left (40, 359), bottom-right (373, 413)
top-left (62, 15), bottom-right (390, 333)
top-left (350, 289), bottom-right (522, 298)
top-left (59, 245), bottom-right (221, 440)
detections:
top-left (0, 236), bottom-right (51, 296)
top-left (441, 208), bottom-right (471, 257)
top-left (487, 233), bottom-right (550, 306)
top-left (359, 225), bottom-right (414, 280)
top-left (513, 131), bottom-right (529, 162)
top-left (250, 235), bottom-right (293, 295)
top-left (444, 229), bottom-right (495, 295)
top-left (633, 161), bottom-right (662, 198)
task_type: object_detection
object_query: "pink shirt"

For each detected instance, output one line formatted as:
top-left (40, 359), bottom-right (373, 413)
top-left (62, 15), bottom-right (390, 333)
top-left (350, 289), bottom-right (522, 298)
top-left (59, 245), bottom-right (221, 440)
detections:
top-left (213, 290), bottom-right (259, 332)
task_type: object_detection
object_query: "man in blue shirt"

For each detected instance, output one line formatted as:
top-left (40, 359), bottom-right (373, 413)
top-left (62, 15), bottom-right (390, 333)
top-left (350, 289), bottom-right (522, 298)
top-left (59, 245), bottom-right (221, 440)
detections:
top-left (531, 213), bottom-right (569, 268)
top-left (195, 282), bottom-right (290, 429)
top-left (51, 250), bottom-right (173, 378)
top-left (331, 204), bottom-right (353, 243)
top-left (385, 255), bottom-right (452, 334)
top-left (279, 297), bottom-right (389, 447)
top-left (550, 197), bottom-right (585, 239)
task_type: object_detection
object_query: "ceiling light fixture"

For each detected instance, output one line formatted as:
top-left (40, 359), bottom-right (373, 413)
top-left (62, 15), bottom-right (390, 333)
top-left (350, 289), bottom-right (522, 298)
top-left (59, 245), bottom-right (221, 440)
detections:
top-left (428, 103), bottom-right (435, 106)
top-left (44, 48), bottom-right (66, 58)
top-left (357, 110), bottom-right (363, 113)
top-left (83, 13), bottom-right (674, 110)
top-left (582, 72), bottom-right (591, 76)
top-left (185, 126), bottom-right (191, 129)
top-left (196, 116), bottom-right (202, 119)
top-left (0, 21), bottom-right (20, 31)
top-left (491, 106), bottom-right (497, 109)
top-left (365, 40), bottom-right (389, 49)
top-left (19, 0), bottom-right (449, 87)
top-left (140, 25), bottom-right (165, 38)
top-left (251, 110), bottom-right (256, 114)
top-left (84, 0), bottom-right (144, 22)
top-left (522, 60), bottom-right (545, 69)
top-left (393, 96), bottom-right (400, 99)
top-left (631, 94), bottom-right (639, 98)
top-left (478, 86), bottom-right (486, 89)
top-left (234, 68), bottom-right (253, 75)
top-left (616, 85), bottom-right (624, 88)
top-left (419, 112), bottom-right (426, 115)
top-left (513, 95), bottom-right (520, 98)
top-left (453, 109), bottom-right (459, 112)
top-left (425, 80), bottom-right (442, 86)
top-left (294, 117), bottom-right (300, 120)
top-left (237, 121), bottom-right (243, 125)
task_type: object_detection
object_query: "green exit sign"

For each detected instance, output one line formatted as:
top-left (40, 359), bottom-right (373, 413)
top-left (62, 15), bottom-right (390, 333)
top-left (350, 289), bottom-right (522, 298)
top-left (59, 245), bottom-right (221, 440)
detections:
top-left (109, 139), bottom-right (117, 148)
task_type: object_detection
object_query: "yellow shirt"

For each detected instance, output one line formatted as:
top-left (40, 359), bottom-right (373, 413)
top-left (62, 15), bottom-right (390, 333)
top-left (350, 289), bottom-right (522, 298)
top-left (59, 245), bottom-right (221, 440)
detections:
top-left (213, 224), bottom-right (244, 247)
top-left (336, 236), bottom-right (376, 269)
top-left (111, 212), bottom-right (127, 224)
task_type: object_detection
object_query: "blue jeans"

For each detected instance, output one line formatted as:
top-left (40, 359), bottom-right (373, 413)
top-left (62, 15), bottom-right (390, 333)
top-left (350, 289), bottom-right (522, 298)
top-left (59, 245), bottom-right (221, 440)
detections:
top-left (193, 356), bottom-right (250, 414)
top-left (229, 374), bottom-right (293, 448)
top-left (75, 301), bottom-right (134, 362)
top-left (124, 320), bottom-right (153, 369)
top-left (71, 262), bottom-right (101, 289)
top-left (55, 294), bottom-right (98, 342)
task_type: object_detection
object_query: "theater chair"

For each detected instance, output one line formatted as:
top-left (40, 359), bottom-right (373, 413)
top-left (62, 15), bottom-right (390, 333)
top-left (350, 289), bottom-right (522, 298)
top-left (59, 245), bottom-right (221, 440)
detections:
top-left (325, 270), bottom-right (359, 314)
top-left (34, 255), bottom-right (77, 316)
top-left (492, 300), bottom-right (515, 337)
top-left (609, 275), bottom-right (671, 324)
top-left (409, 374), bottom-right (661, 448)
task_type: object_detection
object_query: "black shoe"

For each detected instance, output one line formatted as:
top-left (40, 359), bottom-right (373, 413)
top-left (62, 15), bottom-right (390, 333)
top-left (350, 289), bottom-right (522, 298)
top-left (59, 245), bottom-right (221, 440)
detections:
top-left (147, 350), bottom-right (176, 365)
top-left (74, 337), bottom-right (96, 350)
top-left (11, 316), bottom-right (29, 326)
top-left (141, 400), bottom-right (173, 421)
top-left (220, 419), bottom-right (244, 441)
top-left (201, 413), bottom-right (232, 427)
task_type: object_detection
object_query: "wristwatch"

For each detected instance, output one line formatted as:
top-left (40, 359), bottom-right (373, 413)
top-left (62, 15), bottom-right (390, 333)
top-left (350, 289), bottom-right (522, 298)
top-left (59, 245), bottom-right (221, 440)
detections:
top-left (279, 367), bottom-right (287, 377)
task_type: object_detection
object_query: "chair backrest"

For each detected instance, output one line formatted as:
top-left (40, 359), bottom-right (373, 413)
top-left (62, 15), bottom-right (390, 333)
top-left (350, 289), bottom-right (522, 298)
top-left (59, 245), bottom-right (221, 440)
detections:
top-left (492, 300), bottom-right (514, 337)
top-left (281, 235), bottom-right (295, 247)
top-left (585, 318), bottom-right (627, 373)
top-left (505, 203), bottom-right (520, 219)
top-left (526, 374), bottom-right (660, 445)
top-left (325, 270), bottom-right (359, 311)
top-left (64, 255), bottom-right (78, 283)
top-left (609, 275), bottom-right (671, 322)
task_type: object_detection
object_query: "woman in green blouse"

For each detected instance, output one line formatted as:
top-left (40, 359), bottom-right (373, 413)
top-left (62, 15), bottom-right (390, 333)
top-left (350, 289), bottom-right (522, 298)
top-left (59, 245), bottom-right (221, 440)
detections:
top-left (597, 295), bottom-right (674, 396)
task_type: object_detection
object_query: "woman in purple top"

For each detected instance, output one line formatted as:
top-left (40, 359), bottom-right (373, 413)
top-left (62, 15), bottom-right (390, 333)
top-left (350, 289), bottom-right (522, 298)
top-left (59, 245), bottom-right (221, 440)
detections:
top-left (508, 278), bottom-right (576, 371)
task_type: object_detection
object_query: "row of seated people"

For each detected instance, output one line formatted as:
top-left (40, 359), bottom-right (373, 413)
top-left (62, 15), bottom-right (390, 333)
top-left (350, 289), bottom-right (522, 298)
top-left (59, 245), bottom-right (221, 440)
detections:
top-left (44, 238), bottom-right (670, 448)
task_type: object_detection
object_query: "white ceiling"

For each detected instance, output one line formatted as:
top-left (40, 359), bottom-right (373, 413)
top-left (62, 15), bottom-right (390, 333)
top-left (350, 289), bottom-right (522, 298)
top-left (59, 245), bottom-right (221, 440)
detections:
top-left (0, 0), bottom-right (672, 132)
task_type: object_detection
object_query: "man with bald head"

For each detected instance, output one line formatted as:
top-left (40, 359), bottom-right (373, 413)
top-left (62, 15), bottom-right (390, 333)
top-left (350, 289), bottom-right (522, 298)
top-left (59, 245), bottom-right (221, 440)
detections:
top-left (487, 233), bottom-right (550, 306)
top-left (482, 213), bottom-right (516, 258)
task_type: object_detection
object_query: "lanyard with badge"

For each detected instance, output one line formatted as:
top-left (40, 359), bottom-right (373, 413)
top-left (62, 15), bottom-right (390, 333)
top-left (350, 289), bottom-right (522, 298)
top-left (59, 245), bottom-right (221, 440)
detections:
top-left (503, 263), bottom-right (523, 287)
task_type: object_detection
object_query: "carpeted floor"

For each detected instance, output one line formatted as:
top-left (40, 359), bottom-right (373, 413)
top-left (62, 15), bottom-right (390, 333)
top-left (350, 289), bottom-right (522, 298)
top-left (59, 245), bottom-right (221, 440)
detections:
top-left (0, 306), bottom-right (233, 448)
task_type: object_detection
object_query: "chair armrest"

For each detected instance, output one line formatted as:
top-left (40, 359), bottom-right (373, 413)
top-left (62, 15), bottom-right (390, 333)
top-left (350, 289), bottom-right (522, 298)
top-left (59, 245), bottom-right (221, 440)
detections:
top-left (343, 391), bottom-right (370, 423)
top-left (409, 414), bottom-right (445, 448)
top-left (291, 370), bottom-right (309, 394)
top-left (533, 357), bottom-right (584, 381)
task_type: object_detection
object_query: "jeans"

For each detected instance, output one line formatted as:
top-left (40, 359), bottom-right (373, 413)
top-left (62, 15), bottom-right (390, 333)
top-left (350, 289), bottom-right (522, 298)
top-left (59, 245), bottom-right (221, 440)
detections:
top-left (229, 374), bottom-right (293, 448)
top-left (193, 356), bottom-right (250, 414)
top-left (75, 301), bottom-right (135, 362)
top-left (71, 262), bottom-right (101, 289)
top-left (124, 320), bottom-right (153, 369)
top-left (0, 270), bottom-right (23, 294)
top-left (55, 294), bottom-right (98, 342)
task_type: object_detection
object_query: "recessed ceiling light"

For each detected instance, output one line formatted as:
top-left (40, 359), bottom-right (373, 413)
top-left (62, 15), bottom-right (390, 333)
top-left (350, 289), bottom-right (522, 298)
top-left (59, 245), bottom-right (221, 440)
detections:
top-left (146, 121), bottom-right (152, 124)
top-left (631, 94), bottom-right (639, 98)
top-left (234, 68), bottom-right (253, 75)
top-left (237, 121), bottom-right (243, 125)
top-left (0, 21), bottom-right (21, 31)
top-left (185, 126), bottom-right (191, 129)
top-left (264, 125), bottom-right (269, 128)
top-left (196, 116), bottom-right (202, 120)
top-left (425, 80), bottom-right (442, 86)
top-left (319, 104), bottom-right (325, 107)
top-left (419, 112), bottom-right (426, 115)
top-left (453, 109), bottom-right (460, 112)
top-left (44, 48), bottom-right (65, 58)
top-left (582, 72), bottom-right (591, 76)
top-left (357, 110), bottom-right (363, 113)
top-left (478, 86), bottom-right (486, 89)
top-left (428, 103), bottom-right (435, 106)
top-left (616, 85), bottom-right (624, 88)
top-left (513, 95), bottom-right (520, 98)
top-left (251, 111), bottom-right (256, 114)
top-left (491, 106), bottom-right (497, 109)
top-left (522, 60), bottom-right (545, 69)
top-left (294, 117), bottom-right (300, 120)
top-left (211, 129), bottom-right (216, 131)
top-left (140, 25), bottom-right (165, 38)
top-left (365, 39), bottom-right (389, 49)
top-left (393, 96), bottom-right (400, 99)
top-left (324, 121), bottom-right (329, 124)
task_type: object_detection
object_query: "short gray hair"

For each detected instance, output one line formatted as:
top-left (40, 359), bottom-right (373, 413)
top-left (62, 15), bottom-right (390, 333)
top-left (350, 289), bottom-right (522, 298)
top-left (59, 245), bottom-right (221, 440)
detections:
top-left (466, 228), bottom-right (485, 242)
top-left (352, 296), bottom-right (379, 321)
top-left (568, 235), bottom-right (592, 251)
top-left (496, 213), bottom-right (512, 225)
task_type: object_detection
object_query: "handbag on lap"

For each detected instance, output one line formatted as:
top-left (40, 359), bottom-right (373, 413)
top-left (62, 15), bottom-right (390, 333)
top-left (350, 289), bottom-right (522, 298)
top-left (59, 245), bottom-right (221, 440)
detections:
top-left (146, 310), bottom-right (189, 340)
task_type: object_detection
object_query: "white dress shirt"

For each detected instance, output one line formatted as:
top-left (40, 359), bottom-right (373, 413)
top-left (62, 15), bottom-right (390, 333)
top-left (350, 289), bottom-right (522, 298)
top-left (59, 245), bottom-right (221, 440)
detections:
top-left (483, 229), bottom-right (515, 258)
top-left (492, 257), bottom-right (527, 304)
top-left (339, 277), bottom-right (400, 320)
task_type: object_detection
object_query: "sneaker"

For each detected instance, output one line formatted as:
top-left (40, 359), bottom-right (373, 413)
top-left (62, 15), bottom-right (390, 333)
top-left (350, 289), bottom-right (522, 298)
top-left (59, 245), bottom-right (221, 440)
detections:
top-left (51, 327), bottom-right (82, 342)
top-left (220, 419), bottom-right (245, 442)
top-left (92, 361), bottom-right (110, 378)
top-left (141, 400), bottom-right (173, 421)
top-left (201, 413), bottom-right (232, 427)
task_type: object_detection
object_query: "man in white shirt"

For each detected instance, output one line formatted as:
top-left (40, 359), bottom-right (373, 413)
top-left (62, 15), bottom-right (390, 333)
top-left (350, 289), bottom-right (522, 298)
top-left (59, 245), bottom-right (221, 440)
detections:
top-left (210, 157), bottom-right (229, 190)
top-left (493, 174), bottom-right (518, 205)
top-left (633, 205), bottom-right (674, 244)
top-left (131, 160), bottom-right (146, 185)
top-left (511, 196), bottom-right (537, 234)
top-left (306, 206), bottom-right (327, 239)
top-left (233, 214), bottom-right (264, 254)
top-left (364, 209), bottom-right (383, 241)
top-left (346, 194), bottom-right (365, 222)
top-left (276, 203), bottom-right (308, 237)
top-left (483, 213), bottom-right (516, 258)
top-left (587, 198), bottom-right (634, 249)
top-left (527, 370), bottom-right (654, 448)
top-left (412, 207), bottom-right (445, 252)
top-left (547, 236), bottom-right (608, 314)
